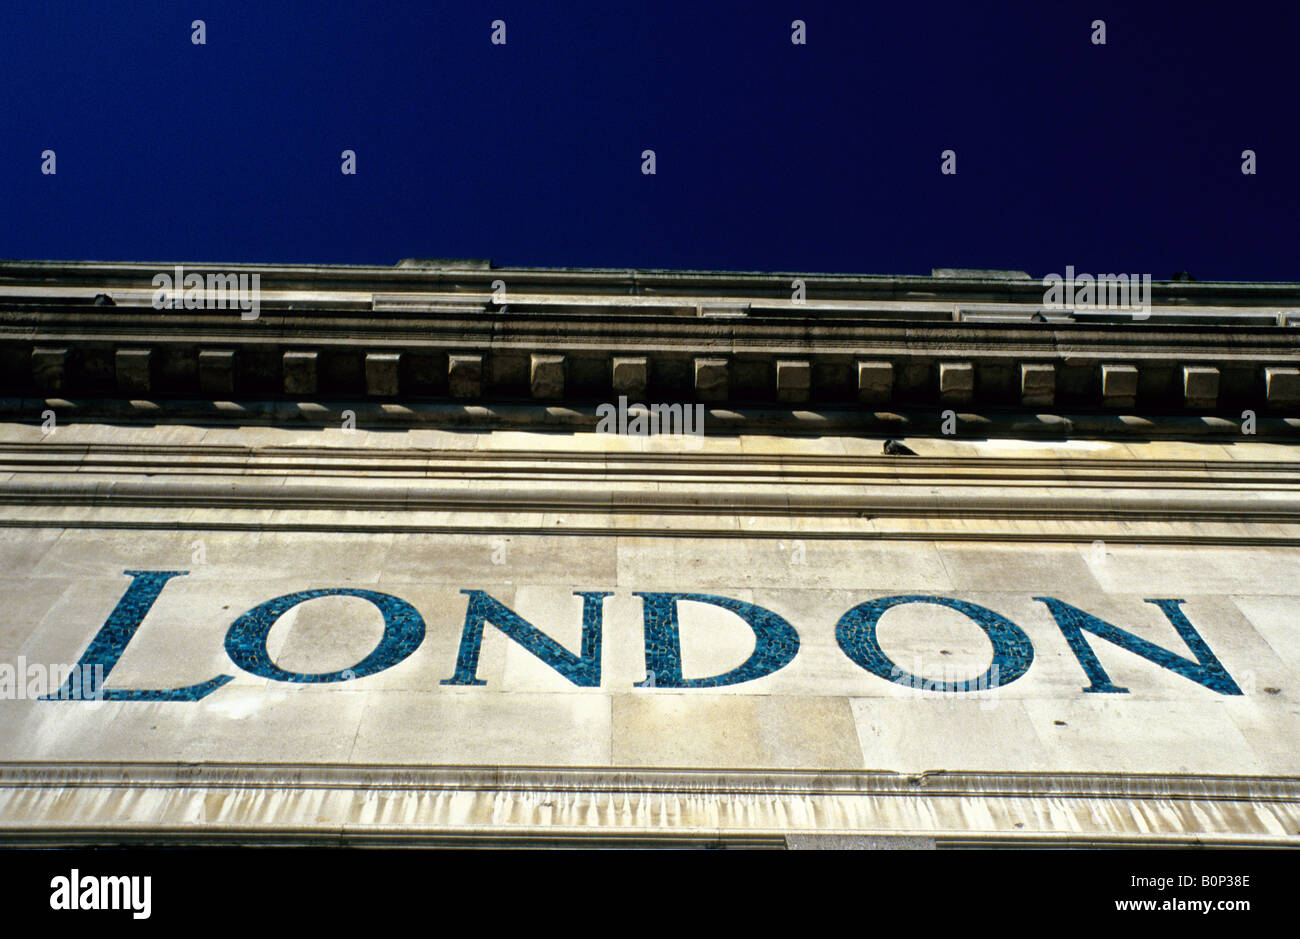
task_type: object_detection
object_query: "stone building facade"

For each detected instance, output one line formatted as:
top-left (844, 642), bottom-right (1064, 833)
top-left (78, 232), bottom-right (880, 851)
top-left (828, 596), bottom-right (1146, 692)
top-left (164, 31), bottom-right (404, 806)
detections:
top-left (0, 259), bottom-right (1297, 846)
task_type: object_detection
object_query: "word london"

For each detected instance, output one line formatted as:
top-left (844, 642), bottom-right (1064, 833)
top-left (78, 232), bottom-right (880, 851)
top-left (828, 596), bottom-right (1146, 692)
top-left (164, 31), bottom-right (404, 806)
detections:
top-left (39, 571), bottom-right (1244, 702)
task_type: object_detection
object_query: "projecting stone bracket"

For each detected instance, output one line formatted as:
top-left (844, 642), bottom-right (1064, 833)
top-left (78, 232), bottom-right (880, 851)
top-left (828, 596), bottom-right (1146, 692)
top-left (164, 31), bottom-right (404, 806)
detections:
top-left (115, 348), bottom-right (152, 394)
top-left (1266, 368), bottom-right (1300, 409)
top-left (365, 353), bottom-right (401, 397)
top-left (611, 357), bottom-right (648, 397)
top-left (530, 354), bottom-right (566, 399)
top-left (857, 360), bottom-right (893, 405)
top-left (283, 351), bottom-right (318, 396)
top-left (939, 361), bottom-right (974, 405)
top-left (776, 360), bottom-right (811, 403)
top-left (31, 347), bottom-right (69, 394)
top-left (448, 354), bottom-right (483, 399)
top-left (1182, 366), bottom-right (1220, 410)
top-left (694, 357), bottom-right (729, 402)
top-left (1021, 363), bottom-right (1056, 408)
top-left (198, 349), bottom-right (235, 396)
top-left (1101, 364), bottom-right (1138, 409)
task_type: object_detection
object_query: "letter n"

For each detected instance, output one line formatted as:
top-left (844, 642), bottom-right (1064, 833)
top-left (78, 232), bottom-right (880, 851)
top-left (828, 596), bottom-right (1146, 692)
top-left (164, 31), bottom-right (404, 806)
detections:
top-left (1033, 597), bottom-right (1241, 695)
top-left (442, 590), bottom-right (610, 686)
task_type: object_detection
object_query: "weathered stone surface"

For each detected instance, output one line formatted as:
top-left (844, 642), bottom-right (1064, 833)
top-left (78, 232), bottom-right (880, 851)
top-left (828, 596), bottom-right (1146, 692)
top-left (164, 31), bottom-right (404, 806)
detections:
top-left (1266, 367), bottom-right (1300, 408)
top-left (197, 348), bottom-right (234, 396)
top-left (1, 260), bottom-right (1299, 848)
top-left (611, 356), bottom-right (647, 397)
top-left (365, 352), bottom-right (401, 397)
top-left (31, 347), bottom-right (68, 393)
top-left (448, 354), bottom-right (483, 398)
top-left (0, 525), bottom-right (1296, 785)
top-left (114, 348), bottom-right (151, 394)
top-left (694, 357), bottom-right (729, 401)
top-left (775, 359), bottom-right (811, 403)
top-left (786, 835), bottom-right (937, 850)
top-left (857, 360), bottom-right (893, 404)
top-left (283, 351), bottom-right (318, 396)
top-left (530, 354), bottom-right (566, 399)
top-left (1020, 363), bottom-right (1055, 407)
top-left (939, 361), bottom-right (974, 404)
top-left (1183, 365), bottom-right (1220, 409)
top-left (1101, 363), bottom-right (1138, 408)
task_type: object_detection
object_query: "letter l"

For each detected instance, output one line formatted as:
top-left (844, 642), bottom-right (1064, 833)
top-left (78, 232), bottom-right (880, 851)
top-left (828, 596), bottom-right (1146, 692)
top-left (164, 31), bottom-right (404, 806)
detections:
top-left (40, 570), bottom-right (232, 701)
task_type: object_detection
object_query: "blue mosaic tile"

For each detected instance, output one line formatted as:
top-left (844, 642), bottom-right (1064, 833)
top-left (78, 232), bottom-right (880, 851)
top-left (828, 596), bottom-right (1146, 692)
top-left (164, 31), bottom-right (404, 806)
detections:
top-left (442, 590), bottom-right (611, 687)
top-left (632, 593), bottom-right (799, 688)
top-left (225, 587), bottom-right (425, 683)
top-left (1033, 596), bottom-right (1242, 695)
top-left (40, 570), bottom-right (233, 701)
top-left (835, 594), bottom-right (1034, 692)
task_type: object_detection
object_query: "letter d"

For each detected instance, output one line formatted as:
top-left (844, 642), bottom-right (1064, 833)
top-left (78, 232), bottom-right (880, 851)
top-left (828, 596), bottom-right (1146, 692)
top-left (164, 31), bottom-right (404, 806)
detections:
top-left (633, 593), bottom-right (799, 687)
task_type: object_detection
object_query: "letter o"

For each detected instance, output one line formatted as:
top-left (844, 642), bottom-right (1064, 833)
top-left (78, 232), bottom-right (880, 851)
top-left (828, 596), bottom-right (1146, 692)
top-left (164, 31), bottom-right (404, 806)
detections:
top-left (225, 588), bottom-right (425, 682)
top-left (835, 594), bottom-right (1033, 691)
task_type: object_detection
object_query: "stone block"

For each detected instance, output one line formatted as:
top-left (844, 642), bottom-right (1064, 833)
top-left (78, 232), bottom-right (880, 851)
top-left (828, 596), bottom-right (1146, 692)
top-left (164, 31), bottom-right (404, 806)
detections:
top-left (775, 359), bottom-right (811, 403)
top-left (365, 352), bottom-right (401, 397)
top-left (115, 348), bottom-right (152, 394)
top-left (198, 349), bottom-right (235, 396)
top-left (1020, 363), bottom-right (1056, 407)
top-left (611, 356), bottom-right (648, 397)
top-left (1265, 367), bottom-right (1300, 409)
top-left (530, 354), bottom-right (566, 399)
top-left (1101, 364), bottom-right (1138, 408)
top-left (448, 354), bottom-right (483, 399)
top-left (694, 357), bottom-right (729, 402)
top-left (939, 361), bottom-right (974, 404)
top-left (857, 360), bottom-right (893, 404)
top-left (283, 351), bottom-right (318, 396)
top-left (31, 347), bottom-right (68, 394)
top-left (1182, 365), bottom-right (1219, 409)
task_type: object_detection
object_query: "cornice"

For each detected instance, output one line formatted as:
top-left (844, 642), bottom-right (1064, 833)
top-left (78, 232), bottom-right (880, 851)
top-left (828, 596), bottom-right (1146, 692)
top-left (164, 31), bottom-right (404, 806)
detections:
top-left (0, 762), bottom-right (1295, 846)
top-left (6, 259), bottom-right (1300, 305)
top-left (3, 261), bottom-right (1298, 419)
top-left (3, 438), bottom-right (1299, 544)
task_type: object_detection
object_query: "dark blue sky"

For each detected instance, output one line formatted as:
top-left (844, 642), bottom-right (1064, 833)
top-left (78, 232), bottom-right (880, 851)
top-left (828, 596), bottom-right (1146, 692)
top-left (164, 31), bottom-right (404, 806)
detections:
top-left (2, 1), bottom-right (1296, 280)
